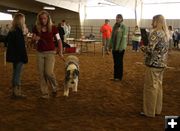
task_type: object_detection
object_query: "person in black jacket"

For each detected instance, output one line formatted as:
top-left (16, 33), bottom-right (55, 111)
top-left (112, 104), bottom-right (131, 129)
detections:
top-left (57, 22), bottom-right (70, 48)
top-left (6, 13), bottom-right (28, 98)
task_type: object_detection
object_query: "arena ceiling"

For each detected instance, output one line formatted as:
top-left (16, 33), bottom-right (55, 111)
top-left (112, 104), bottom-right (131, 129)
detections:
top-left (0, 0), bottom-right (180, 14)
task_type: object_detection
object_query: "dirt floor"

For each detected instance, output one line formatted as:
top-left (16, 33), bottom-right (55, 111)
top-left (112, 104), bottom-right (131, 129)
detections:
top-left (0, 44), bottom-right (180, 131)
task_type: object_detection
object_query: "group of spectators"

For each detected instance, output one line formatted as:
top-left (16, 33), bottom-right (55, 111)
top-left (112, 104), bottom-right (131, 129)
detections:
top-left (169, 26), bottom-right (180, 49)
top-left (100, 14), bottom-right (170, 118)
top-left (131, 25), bottom-right (180, 52)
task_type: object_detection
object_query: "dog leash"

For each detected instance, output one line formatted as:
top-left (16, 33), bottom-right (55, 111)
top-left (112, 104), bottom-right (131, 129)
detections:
top-left (57, 53), bottom-right (65, 62)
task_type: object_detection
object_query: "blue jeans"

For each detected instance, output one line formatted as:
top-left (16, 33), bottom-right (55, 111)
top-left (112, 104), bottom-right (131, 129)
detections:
top-left (132, 41), bottom-right (139, 51)
top-left (12, 62), bottom-right (24, 86)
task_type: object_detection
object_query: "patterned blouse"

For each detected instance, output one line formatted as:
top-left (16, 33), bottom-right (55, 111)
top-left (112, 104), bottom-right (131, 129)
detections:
top-left (144, 30), bottom-right (169, 68)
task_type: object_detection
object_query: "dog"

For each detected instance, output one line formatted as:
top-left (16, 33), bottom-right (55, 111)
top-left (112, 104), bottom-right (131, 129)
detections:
top-left (64, 55), bottom-right (79, 96)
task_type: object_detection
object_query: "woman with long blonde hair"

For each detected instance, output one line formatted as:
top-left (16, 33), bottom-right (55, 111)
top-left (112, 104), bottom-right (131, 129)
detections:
top-left (35, 10), bottom-right (53, 34)
top-left (6, 13), bottom-right (28, 98)
top-left (141, 15), bottom-right (169, 117)
top-left (32, 10), bottom-right (63, 99)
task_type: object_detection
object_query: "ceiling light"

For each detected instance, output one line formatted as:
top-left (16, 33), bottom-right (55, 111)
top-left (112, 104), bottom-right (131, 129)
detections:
top-left (98, 2), bottom-right (116, 6)
top-left (43, 6), bottom-right (55, 10)
top-left (7, 9), bottom-right (19, 13)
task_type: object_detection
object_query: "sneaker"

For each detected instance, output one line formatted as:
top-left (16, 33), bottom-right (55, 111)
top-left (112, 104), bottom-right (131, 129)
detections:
top-left (40, 94), bottom-right (49, 99)
top-left (155, 114), bottom-right (161, 116)
top-left (114, 78), bottom-right (120, 81)
top-left (110, 78), bottom-right (121, 81)
top-left (12, 90), bottom-right (27, 99)
top-left (140, 112), bottom-right (155, 117)
top-left (140, 112), bottom-right (145, 116)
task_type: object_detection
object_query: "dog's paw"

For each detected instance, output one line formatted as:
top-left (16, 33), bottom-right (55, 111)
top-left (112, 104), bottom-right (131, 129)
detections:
top-left (63, 93), bottom-right (69, 97)
top-left (72, 89), bottom-right (77, 92)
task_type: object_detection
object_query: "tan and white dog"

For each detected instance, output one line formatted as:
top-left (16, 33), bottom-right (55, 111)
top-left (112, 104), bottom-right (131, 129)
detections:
top-left (64, 55), bottom-right (79, 96)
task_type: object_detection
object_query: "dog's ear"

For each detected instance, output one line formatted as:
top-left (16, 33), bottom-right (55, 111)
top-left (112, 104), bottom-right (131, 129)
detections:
top-left (73, 69), bottom-right (79, 77)
top-left (65, 70), bottom-right (71, 81)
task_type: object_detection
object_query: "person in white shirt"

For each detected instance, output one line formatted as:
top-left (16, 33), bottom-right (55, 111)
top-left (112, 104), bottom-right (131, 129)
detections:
top-left (66, 22), bottom-right (71, 38)
top-left (132, 25), bottom-right (141, 52)
top-left (61, 20), bottom-right (68, 42)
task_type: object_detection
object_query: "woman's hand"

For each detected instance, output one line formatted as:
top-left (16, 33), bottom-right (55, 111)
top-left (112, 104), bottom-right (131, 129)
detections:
top-left (140, 45), bottom-right (145, 52)
top-left (32, 34), bottom-right (40, 44)
top-left (58, 50), bottom-right (65, 61)
top-left (56, 48), bottom-right (64, 58)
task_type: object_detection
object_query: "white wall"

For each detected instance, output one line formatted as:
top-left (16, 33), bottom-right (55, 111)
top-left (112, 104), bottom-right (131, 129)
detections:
top-left (84, 19), bottom-right (137, 28)
top-left (0, 20), bottom-right (12, 27)
top-left (84, 19), bottom-right (180, 29)
top-left (140, 19), bottom-right (180, 28)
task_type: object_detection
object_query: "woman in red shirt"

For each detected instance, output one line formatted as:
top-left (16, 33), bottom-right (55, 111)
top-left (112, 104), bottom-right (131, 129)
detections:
top-left (32, 10), bottom-right (63, 99)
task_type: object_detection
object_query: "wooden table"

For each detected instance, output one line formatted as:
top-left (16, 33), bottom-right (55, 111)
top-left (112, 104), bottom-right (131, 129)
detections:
top-left (66, 38), bottom-right (75, 44)
top-left (75, 39), bottom-right (96, 55)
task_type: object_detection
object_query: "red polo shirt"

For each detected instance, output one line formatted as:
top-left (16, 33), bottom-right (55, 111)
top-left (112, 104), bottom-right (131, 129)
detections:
top-left (100, 24), bottom-right (112, 39)
top-left (33, 25), bottom-right (58, 52)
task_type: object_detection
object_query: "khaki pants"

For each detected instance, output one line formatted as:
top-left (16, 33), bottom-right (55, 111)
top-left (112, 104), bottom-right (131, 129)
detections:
top-left (143, 67), bottom-right (164, 117)
top-left (102, 38), bottom-right (110, 52)
top-left (37, 51), bottom-right (58, 95)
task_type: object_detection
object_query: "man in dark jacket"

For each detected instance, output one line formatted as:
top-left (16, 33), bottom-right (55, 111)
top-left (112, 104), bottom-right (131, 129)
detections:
top-left (57, 23), bottom-right (70, 48)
